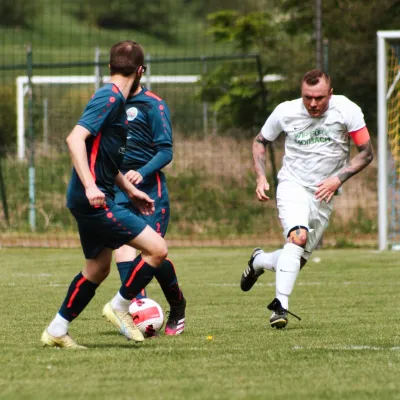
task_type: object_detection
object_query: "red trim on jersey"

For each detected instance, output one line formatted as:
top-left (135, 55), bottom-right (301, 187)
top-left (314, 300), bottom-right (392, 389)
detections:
top-left (90, 132), bottom-right (102, 180)
top-left (145, 91), bottom-right (162, 101)
top-left (349, 126), bottom-right (370, 146)
top-left (67, 276), bottom-right (87, 308)
top-left (156, 172), bottom-right (161, 198)
top-left (126, 259), bottom-right (146, 287)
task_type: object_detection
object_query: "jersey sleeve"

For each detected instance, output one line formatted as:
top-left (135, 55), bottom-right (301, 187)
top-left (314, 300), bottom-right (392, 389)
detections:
top-left (136, 100), bottom-right (173, 178)
top-left (260, 103), bottom-right (285, 141)
top-left (77, 86), bottom-right (122, 136)
top-left (343, 98), bottom-right (366, 133)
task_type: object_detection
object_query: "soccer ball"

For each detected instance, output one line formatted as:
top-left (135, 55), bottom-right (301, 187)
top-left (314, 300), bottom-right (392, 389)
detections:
top-left (129, 298), bottom-right (164, 336)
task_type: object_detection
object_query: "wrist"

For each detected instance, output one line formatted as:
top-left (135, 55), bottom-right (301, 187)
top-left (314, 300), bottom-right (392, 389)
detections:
top-left (84, 181), bottom-right (97, 190)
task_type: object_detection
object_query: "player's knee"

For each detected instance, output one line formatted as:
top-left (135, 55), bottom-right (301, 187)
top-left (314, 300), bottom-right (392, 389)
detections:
top-left (149, 239), bottom-right (168, 266)
top-left (156, 241), bottom-right (168, 263)
top-left (287, 226), bottom-right (308, 248)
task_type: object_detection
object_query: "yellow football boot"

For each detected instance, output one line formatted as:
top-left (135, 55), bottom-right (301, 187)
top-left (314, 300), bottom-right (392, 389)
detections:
top-left (102, 302), bottom-right (144, 342)
top-left (41, 330), bottom-right (87, 349)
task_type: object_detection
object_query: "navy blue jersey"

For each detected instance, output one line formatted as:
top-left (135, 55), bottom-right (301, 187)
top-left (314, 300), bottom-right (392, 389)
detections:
top-left (120, 87), bottom-right (172, 178)
top-left (66, 83), bottom-right (128, 208)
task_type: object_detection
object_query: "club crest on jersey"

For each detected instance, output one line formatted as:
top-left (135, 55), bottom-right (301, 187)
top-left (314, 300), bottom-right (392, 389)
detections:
top-left (126, 107), bottom-right (138, 121)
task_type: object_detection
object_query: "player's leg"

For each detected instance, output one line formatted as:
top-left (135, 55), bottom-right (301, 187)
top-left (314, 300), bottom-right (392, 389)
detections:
top-left (115, 244), bottom-right (147, 299)
top-left (240, 247), bottom-right (282, 291)
top-left (269, 181), bottom-right (311, 328)
top-left (42, 247), bottom-right (113, 349)
top-left (159, 258), bottom-right (186, 335)
top-left (150, 183), bottom-right (186, 335)
top-left (133, 175), bottom-right (187, 334)
top-left (104, 224), bottom-right (168, 342)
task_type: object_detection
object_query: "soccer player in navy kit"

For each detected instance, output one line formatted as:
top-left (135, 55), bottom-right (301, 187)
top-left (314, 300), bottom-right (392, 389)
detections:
top-left (114, 81), bottom-right (186, 336)
top-left (41, 41), bottom-right (168, 348)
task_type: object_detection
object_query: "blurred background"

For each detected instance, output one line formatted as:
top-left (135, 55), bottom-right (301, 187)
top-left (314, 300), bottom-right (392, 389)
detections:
top-left (0, 0), bottom-right (399, 248)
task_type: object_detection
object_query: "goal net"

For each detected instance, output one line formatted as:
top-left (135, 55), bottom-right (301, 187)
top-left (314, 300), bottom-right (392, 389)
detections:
top-left (377, 31), bottom-right (400, 250)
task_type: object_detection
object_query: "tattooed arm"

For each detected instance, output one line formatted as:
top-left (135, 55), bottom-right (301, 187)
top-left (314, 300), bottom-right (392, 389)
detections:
top-left (337, 140), bottom-right (374, 183)
top-left (252, 132), bottom-right (271, 202)
top-left (315, 140), bottom-right (374, 202)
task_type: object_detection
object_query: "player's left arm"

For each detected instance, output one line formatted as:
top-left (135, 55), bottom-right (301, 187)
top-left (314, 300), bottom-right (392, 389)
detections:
top-left (115, 172), bottom-right (155, 215)
top-left (129, 101), bottom-right (173, 183)
top-left (316, 126), bottom-right (374, 202)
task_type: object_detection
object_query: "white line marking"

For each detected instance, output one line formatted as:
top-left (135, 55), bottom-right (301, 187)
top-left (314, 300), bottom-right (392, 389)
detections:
top-left (207, 281), bottom-right (400, 287)
top-left (293, 345), bottom-right (400, 351)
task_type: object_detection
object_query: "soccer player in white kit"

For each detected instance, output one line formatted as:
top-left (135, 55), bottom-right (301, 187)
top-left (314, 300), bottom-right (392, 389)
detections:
top-left (240, 69), bottom-right (374, 329)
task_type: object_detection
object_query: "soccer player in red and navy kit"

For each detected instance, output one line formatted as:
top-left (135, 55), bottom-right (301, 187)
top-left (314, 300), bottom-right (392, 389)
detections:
top-left (114, 78), bottom-right (186, 336)
top-left (41, 41), bottom-right (168, 348)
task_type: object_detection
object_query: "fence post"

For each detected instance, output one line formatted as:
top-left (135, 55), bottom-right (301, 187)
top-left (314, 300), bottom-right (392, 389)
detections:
top-left (27, 44), bottom-right (36, 231)
top-left (94, 46), bottom-right (101, 91)
top-left (43, 98), bottom-right (49, 153)
top-left (146, 53), bottom-right (151, 91)
top-left (0, 157), bottom-right (9, 226)
top-left (201, 55), bottom-right (208, 136)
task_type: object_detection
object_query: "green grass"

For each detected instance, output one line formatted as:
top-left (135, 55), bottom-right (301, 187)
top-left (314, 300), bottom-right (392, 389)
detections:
top-left (1, 247), bottom-right (400, 399)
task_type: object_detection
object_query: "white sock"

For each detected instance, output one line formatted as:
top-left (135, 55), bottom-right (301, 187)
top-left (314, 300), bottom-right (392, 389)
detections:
top-left (253, 249), bottom-right (283, 272)
top-left (275, 243), bottom-right (304, 309)
top-left (111, 291), bottom-right (131, 312)
top-left (47, 313), bottom-right (70, 337)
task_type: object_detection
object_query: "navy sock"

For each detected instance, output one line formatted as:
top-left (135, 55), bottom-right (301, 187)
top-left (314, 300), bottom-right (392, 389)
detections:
top-left (155, 259), bottom-right (184, 307)
top-left (58, 272), bottom-right (99, 322)
top-left (119, 255), bottom-right (155, 300)
top-left (117, 261), bottom-right (147, 299)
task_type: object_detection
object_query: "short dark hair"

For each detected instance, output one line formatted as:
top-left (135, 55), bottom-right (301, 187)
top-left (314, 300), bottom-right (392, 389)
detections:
top-left (109, 41), bottom-right (144, 77)
top-left (302, 69), bottom-right (331, 89)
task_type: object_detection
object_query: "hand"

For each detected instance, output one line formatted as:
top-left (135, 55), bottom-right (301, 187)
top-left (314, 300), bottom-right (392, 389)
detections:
top-left (128, 188), bottom-right (155, 215)
top-left (255, 178), bottom-right (270, 202)
top-left (86, 184), bottom-right (106, 207)
top-left (125, 170), bottom-right (143, 185)
top-left (315, 176), bottom-right (341, 202)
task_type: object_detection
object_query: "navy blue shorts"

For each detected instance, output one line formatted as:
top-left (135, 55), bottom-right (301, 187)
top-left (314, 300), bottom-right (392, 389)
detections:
top-left (114, 171), bottom-right (170, 237)
top-left (69, 198), bottom-right (147, 259)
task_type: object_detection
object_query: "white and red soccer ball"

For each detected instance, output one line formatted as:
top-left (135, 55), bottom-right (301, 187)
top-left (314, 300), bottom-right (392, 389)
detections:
top-left (129, 298), bottom-right (164, 335)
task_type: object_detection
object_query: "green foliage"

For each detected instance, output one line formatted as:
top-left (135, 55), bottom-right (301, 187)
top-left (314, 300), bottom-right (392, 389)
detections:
top-left (198, 63), bottom-right (263, 132)
top-left (167, 171), bottom-right (280, 237)
top-left (207, 10), bottom-right (278, 53)
top-left (68, 0), bottom-right (183, 40)
top-left (199, 10), bottom-right (283, 132)
top-left (0, 0), bottom-right (37, 27)
top-left (186, 0), bottom-right (268, 17)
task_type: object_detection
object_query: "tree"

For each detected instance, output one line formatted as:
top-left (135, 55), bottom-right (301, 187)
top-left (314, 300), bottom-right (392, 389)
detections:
top-left (69, 0), bottom-right (183, 40)
top-left (199, 10), bottom-right (282, 133)
top-left (0, 0), bottom-right (37, 27)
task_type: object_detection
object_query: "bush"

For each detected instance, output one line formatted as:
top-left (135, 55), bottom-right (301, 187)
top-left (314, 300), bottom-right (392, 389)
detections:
top-left (0, 1), bottom-right (37, 27)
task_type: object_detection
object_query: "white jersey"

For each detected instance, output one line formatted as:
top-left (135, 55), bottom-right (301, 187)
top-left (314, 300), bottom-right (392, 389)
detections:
top-left (261, 95), bottom-right (366, 192)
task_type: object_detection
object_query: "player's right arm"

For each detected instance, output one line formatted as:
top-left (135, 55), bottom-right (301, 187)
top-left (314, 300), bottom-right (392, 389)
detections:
top-left (66, 125), bottom-right (105, 207)
top-left (253, 105), bottom-right (284, 202)
top-left (253, 133), bottom-right (270, 202)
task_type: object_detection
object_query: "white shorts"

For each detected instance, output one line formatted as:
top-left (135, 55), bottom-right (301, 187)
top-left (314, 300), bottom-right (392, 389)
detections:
top-left (276, 180), bottom-right (333, 260)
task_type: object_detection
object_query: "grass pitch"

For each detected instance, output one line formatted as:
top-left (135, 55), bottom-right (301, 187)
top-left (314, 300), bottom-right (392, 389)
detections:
top-left (1, 247), bottom-right (400, 399)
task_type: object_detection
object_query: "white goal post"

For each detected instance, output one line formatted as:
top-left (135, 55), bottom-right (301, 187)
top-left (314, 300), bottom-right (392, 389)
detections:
top-left (16, 73), bottom-right (283, 161)
top-left (377, 30), bottom-right (400, 250)
top-left (16, 74), bottom-right (199, 160)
